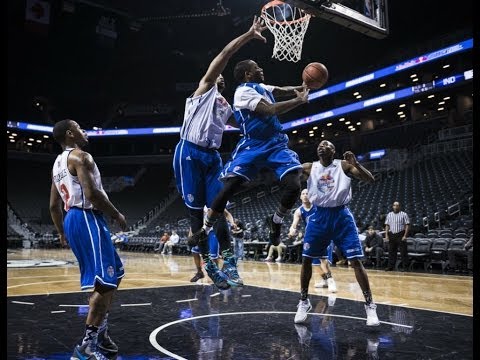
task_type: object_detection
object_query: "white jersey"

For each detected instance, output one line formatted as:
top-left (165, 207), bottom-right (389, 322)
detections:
top-left (307, 159), bottom-right (352, 208)
top-left (180, 84), bottom-right (233, 149)
top-left (52, 148), bottom-right (108, 211)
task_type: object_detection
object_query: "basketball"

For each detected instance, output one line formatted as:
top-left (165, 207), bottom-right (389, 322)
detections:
top-left (302, 62), bottom-right (328, 90)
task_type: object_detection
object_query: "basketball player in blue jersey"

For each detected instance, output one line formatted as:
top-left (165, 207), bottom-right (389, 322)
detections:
top-left (49, 119), bottom-right (127, 359)
top-left (188, 60), bottom-right (310, 250)
top-left (289, 189), bottom-right (337, 293)
top-left (294, 140), bottom-right (380, 326)
top-left (173, 17), bottom-right (267, 290)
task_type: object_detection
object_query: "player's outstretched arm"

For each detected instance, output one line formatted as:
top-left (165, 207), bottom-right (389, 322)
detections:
top-left (271, 84), bottom-right (306, 98)
top-left (255, 86), bottom-right (309, 116)
top-left (194, 16), bottom-right (267, 97)
top-left (288, 208), bottom-right (302, 237)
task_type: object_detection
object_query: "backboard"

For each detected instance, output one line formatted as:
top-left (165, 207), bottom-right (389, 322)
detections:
top-left (283, 0), bottom-right (389, 39)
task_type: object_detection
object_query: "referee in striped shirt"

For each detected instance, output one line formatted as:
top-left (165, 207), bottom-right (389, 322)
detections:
top-left (384, 201), bottom-right (410, 271)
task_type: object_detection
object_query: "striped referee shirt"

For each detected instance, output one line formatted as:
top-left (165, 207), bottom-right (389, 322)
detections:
top-left (385, 211), bottom-right (410, 234)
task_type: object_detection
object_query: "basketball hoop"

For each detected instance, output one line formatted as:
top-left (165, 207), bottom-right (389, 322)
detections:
top-left (261, 0), bottom-right (311, 63)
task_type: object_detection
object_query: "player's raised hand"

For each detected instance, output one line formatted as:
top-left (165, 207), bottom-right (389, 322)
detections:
top-left (294, 86), bottom-right (310, 103)
top-left (249, 15), bottom-right (267, 42)
top-left (343, 151), bottom-right (359, 165)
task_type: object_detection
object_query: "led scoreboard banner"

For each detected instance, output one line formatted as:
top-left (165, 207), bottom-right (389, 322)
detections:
top-left (7, 37), bottom-right (473, 136)
top-left (308, 38), bottom-right (473, 101)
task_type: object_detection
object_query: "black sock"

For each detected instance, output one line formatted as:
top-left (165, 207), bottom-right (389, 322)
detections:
top-left (325, 272), bottom-right (332, 279)
top-left (321, 273), bottom-right (328, 280)
top-left (363, 290), bottom-right (373, 305)
top-left (300, 289), bottom-right (309, 301)
top-left (82, 324), bottom-right (98, 345)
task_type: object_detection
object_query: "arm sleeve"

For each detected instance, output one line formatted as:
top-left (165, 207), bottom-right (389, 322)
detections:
top-left (234, 86), bottom-right (264, 111)
top-left (404, 213), bottom-right (410, 224)
top-left (233, 84), bottom-right (275, 111)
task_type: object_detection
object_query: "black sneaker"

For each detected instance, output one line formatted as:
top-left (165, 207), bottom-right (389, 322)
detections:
top-left (97, 328), bottom-right (118, 354)
top-left (188, 228), bottom-right (208, 247)
top-left (190, 271), bottom-right (205, 282)
top-left (265, 215), bottom-right (281, 246)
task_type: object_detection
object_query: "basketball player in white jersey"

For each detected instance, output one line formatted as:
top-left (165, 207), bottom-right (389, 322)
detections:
top-left (173, 16), bottom-right (267, 290)
top-left (49, 119), bottom-right (127, 359)
top-left (190, 207), bottom-right (237, 283)
top-left (294, 140), bottom-right (380, 326)
top-left (289, 189), bottom-right (337, 293)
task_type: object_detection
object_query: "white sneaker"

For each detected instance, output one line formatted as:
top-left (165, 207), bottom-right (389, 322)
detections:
top-left (314, 279), bottom-right (327, 288)
top-left (275, 257), bottom-right (283, 262)
top-left (294, 324), bottom-right (312, 346)
top-left (365, 303), bottom-right (381, 326)
top-left (294, 299), bottom-right (312, 324)
top-left (327, 278), bottom-right (337, 293)
top-left (327, 294), bottom-right (337, 307)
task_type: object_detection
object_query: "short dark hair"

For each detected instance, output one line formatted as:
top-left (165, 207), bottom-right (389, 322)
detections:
top-left (52, 119), bottom-right (74, 145)
top-left (233, 60), bottom-right (253, 83)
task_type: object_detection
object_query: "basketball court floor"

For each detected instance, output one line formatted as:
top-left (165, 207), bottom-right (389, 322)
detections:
top-left (7, 248), bottom-right (474, 359)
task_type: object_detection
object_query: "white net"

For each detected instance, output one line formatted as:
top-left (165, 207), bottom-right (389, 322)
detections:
top-left (261, 1), bottom-right (311, 63)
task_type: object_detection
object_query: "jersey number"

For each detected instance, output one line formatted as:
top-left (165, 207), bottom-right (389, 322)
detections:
top-left (60, 184), bottom-right (70, 211)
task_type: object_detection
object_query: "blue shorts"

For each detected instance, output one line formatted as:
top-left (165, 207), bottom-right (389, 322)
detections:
top-left (311, 241), bottom-right (334, 264)
top-left (220, 133), bottom-right (302, 181)
top-left (303, 206), bottom-right (364, 260)
top-left (64, 208), bottom-right (124, 290)
top-left (191, 231), bottom-right (220, 260)
top-left (173, 139), bottom-right (224, 209)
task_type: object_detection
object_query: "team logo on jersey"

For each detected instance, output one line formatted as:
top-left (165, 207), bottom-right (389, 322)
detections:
top-left (317, 171), bottom-right (335, 194)
top-left (303, 243), bottom-right (310, 251)
top-left (186, 156), bottom-right (192, 160)
top-left (233, 166), bottom-right (242, 172)
top-left (187, 194), bottom-right (195, 203)
top-left (107, 265), bottom-right (115, 278)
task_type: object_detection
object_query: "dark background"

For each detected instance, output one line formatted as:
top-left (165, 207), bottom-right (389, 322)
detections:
top-left (7, 0), bottom-right (474, 128)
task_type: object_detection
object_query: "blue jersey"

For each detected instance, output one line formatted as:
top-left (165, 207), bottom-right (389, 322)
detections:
top-left (300, 205), bottom-right (317, 225)
top-left (233, 83), bottom-right (283, 140)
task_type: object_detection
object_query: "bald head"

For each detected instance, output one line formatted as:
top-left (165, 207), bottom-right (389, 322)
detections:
top-left (392, 202), bottom-right (401, 213)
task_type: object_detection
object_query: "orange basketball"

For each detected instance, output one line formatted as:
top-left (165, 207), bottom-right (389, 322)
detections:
top-left (302, 62), bottom-right (329, 90)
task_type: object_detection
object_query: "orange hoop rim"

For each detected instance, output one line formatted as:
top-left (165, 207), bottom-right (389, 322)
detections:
top-left (261, 0), bottom-right (311, 26)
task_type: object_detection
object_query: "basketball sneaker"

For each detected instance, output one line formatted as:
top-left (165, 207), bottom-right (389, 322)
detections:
top-left (294, 324), bottom-right (312, 347)
top-left (222, 255), bottom-right (244, 286)
top-left (188, 228), bottom-right (208, 247)
top-left (190, 271), bottom-right (205, 282)
top-left (365, 303), bottom-right (381, 326)
top-left (71, 341), bottom-right (110, 360)
top-left (294, 298), bottom-right (312, 324)
top-left (327, 277), bottom-right (337, 293)
top-left (97, 328), bottom-right (118, 354)
top-left (204, 260), bottom-right (230, 291)
top-left (265, 215), bottom-right (281, 246)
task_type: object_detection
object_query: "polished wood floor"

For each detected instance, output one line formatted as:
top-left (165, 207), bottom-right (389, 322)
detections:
top-left (7, 248), bottom-right (473, 316)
